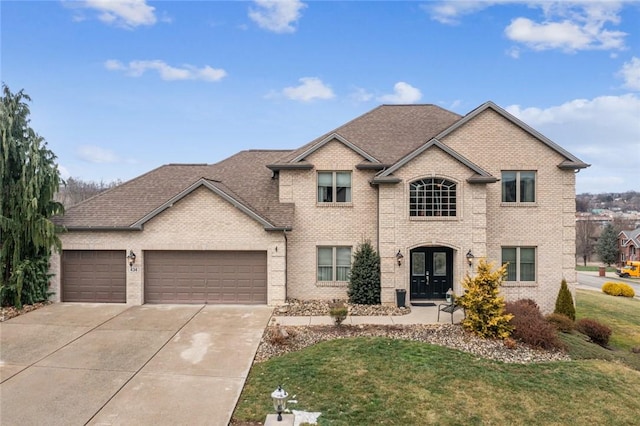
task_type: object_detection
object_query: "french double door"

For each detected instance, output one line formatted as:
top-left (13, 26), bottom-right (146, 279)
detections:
top-left (410, 247), bottom-right (453, 300)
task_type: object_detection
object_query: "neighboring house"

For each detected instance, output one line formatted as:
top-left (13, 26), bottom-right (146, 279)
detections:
top-left (50, 101), bottom-right (589, 313)
top-left (618, 228), bottom-right (640, 263)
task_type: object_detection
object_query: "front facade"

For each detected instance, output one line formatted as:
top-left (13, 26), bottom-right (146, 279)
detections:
top-left (50, 102), bottom-right (588, 313)
top-left (618, 228), bottom-right (640, 263)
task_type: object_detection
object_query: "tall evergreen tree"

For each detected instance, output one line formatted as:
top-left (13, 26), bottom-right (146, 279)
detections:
top-left (1, 85), bottom-right (64, 308)
top-left (596, 223), bottom-right (619, 266)
top-left (347, 240), bottom-right (380, 305)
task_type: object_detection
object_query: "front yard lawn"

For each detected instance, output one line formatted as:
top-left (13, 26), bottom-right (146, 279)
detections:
top-left (233, 289), bottom-right (640, 425)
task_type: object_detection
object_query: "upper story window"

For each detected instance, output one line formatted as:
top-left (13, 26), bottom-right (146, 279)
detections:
top-left (502, 171), bottom-right (536, 203)
top-left (318, 171), bottom-right (351, 203)
top-left (409, 178), bottom-right (457, 217)
top-left (502, 246), bottom-right (536, 282)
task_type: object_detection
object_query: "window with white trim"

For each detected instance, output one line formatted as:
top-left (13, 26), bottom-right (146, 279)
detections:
top-left (409, 178), bottom-right (457, 217)
top-left (317, 246), bottom-right (352, 281)
top-left (502, 247), bottom-right (536, 282)
top-left (318, 172), bottom-right (351, 203)
top-left (502, 171), bottom-right (536, 203)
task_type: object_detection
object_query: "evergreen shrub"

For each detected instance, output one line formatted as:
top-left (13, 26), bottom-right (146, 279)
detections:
top-left (554, 279), bottom-right (576, 321)
top-left (457, 260), bottom-right (513, 339)
top-left (347, 240), bottom-right (381, 305)
top-left (602, 282), bottom-right (635, 298)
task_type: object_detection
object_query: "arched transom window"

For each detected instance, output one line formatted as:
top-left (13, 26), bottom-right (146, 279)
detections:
top-left (409, 178), bottom-right (457, 217)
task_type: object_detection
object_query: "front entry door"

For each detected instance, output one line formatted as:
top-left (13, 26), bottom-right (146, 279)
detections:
top-left (410, 247), bottom-right (453, 300)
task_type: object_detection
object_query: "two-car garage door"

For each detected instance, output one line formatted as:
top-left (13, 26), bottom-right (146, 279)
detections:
top-left (144, 251), bottom-right (267, 304)
top-left (61, 250), bottom-right (267, 304)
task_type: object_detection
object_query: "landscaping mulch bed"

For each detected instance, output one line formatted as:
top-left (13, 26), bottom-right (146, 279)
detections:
top-left (262, 299), bottom-right (570, 365)
top-left (273, 298), bottom-right (410, 316)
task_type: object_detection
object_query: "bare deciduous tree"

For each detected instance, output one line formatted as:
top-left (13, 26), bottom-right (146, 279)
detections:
top-left (55, 177), bottom-right (121, 208)
top-left (576, 217), bottom-right (596, 266)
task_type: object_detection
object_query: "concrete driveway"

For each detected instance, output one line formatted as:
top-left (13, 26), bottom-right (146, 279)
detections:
top-left (0, 303), bottom-right (273, 426)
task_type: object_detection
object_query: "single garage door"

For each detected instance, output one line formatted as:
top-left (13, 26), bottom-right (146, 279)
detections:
top-left (62, 250), bottom-right (126, 302)
top-left (144, 251), bottom-right (267, 304)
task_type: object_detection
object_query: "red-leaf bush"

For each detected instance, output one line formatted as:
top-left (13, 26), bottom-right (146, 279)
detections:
top-left (575, 318), bottom-right (612, 347)
top-left (505, 299), bottom-right (564, 350)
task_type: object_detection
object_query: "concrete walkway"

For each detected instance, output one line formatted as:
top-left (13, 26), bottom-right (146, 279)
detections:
top-left (0, 303), bottom-right (272, 426)
top-left (272, 303), bottom-right (465, 326)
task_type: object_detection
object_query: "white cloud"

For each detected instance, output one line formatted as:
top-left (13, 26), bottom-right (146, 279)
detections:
top-left (506, 94), bottom-right (640, 193)
top-left (71, 0), bottom-right (157, 28)
top-left (426, 1), bottom-right (627, 53)
top-left (423, 1), bottom-right (496, 25)
top-left (618, 57), bottom-right (640, 91)
top-left (378, 82), bottom-right (422, 104)
top-left (349, 87), bottom-right (374, 103)
top-left (77, 145), bottom-right (121, 164)
top-left (505, 2), bottom-right (627, 52)
top-left (249, 0), bottom-right (306, 33)
top-left (104, 60), bottom-right (227, 82)
top-left (282, 77), bottom-right (335, 102)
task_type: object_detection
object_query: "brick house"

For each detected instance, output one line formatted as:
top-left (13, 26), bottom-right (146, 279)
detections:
top-left (50, 101), bottom-right (589, 313)
top-left (618, 228), bottom-right (640, 263)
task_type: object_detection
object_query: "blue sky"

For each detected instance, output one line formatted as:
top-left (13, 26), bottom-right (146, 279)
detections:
top-left (2, 1), bottom-right (639, 194)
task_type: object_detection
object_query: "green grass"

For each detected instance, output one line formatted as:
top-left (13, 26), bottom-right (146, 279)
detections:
top-left (559, 289), bottom-right (640, 370)
top-left (233, 290), bottom-right (640, 425)
top-left (575, 265), bottom-right (617, 272)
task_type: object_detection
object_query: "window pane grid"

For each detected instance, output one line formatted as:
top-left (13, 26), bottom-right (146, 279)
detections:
top-left (317, 246), bottom-right (352, 282)
top-left (502, 171), bottom-right (535, 203)
top-left (318, 172), bottom-right (351, 203)
top-left (409, 178), bottom-right (456, 217)
top-left (502, 246), bottom-right (536, 282)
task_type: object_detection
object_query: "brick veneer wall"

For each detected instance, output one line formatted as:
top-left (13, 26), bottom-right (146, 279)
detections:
top-left (281, 140), bottom-right (378, 301)
top-left (438, 109), bottom-right (578, 313)
top-left (51, 186), bottom-right (286, 305)
top-left (279, 109), bottom-right (578, 313)
top-left (378, 147), bottom-right (488, 305)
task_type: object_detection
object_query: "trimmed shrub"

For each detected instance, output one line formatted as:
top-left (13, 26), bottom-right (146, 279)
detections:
top-left (554, 279), bottom-right (576, 321)
top-left (457, 260), bottom-right (513, 339)
top-left (602, 282), bottom-right (636, 298)
top-left (347, 240), bottom-right (381, 305)
top-left (329, 301), bottom-right (348, 326)
top-left (545, 313), bottom-right (574, 333)
top-left (505, 299), bottom-right (564, 350)
top-left (576, 318), bottom-right (612, 347)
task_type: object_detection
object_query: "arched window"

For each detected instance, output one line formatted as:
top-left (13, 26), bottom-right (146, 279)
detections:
top-left (409, 178), bottom-right (457, 217)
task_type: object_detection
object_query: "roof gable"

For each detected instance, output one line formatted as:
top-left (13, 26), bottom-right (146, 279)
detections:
top-left (618, 228), bottom-right (640, 247)
top-left (373, 139), bottom-right (495, 184)
top-left (59, 150), bottom-right (294, 231)
top-left (131, 178), bottom-right (284, 230)
top-left (275, 104), bottom-right (462, 167)
top-left (291, 133), bottom-right (379, 164)
top-left (437, 101), bottom-right (589, 169)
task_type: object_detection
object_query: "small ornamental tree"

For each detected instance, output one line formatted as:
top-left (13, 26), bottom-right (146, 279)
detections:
top-left (554, 279), bottom-right (576, 321)
top-left (596, 223), bottom-right (619, 266)
top-left (457, 259), bottom-right (513, 339)
top-left (347, 240), bottom-right (380, 305)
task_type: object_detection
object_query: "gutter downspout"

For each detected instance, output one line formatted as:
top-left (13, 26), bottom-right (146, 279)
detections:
top-left (283, 230), bottom-right (288, 302)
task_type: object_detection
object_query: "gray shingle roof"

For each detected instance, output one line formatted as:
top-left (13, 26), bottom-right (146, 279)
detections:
top-left (275, 104), bottom-right (462, 166)
top-left (57, 102), bottom-right (588, 231)
top-left (58, 150), bottom-right (294, 230)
